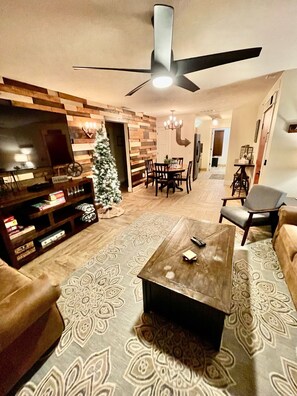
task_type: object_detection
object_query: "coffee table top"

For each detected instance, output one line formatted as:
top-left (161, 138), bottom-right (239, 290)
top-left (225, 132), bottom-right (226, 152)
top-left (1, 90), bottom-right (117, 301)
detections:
top-left (138, 217), bottom-right (235, 314)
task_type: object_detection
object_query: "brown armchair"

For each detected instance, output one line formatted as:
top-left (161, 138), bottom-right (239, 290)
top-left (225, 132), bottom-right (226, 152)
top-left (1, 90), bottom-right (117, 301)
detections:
top-left (0, 259), bottom-right (64, 395)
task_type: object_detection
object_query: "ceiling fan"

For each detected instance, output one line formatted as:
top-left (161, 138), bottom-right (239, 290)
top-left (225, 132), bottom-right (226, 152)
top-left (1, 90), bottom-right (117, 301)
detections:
top-left (73, 4), bottom-right (262, 96)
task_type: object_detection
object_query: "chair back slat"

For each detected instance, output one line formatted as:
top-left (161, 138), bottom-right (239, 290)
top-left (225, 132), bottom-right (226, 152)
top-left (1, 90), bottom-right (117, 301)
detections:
top-left (172, 157), bottom-right (183, 165)
top-left (145, 159), bottom-right (153, 173)
top-left (154, 163), bottom-right (169, 179)
top-left (187, 161), bottom-right (193, 178)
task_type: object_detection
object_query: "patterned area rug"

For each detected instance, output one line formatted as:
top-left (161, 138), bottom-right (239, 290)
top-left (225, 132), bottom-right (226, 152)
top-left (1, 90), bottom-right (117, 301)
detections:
top-left (209, 174), bottom-right (225, 180)
top-left (16, 213), bottom-right (297, 396)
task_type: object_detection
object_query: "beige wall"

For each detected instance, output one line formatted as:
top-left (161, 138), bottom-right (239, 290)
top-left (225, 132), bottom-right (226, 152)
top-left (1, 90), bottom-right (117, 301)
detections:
top-left (156, 114), bottom-right (196, 164)
top-left (225, 104), bottom-right (259, 185)
top-left (260, 70), bottom-right (297, 196)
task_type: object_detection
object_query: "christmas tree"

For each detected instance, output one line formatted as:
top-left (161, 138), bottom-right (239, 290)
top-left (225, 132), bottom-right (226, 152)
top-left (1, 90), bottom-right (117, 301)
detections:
top-left (92, 123), bottom-right (122, 209)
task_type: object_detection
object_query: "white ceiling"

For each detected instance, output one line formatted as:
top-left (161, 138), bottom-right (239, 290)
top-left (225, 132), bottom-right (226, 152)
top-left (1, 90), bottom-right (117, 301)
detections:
top-left (0, 0), bottom-right (296, 117)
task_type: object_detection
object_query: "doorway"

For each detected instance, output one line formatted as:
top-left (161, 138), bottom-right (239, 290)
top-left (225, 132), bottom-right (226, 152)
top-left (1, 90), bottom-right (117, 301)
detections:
top-left (105, 121), bottom-right (130, 191)
top-left (209, 128), bottom-right (230, 172)
top-left (253, 105), bottom-right (274, 184)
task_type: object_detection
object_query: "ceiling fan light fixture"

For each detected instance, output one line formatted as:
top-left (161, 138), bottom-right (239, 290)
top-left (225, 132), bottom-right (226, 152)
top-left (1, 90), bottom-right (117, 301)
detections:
top-left (152, 75), bottom-right (173, 89)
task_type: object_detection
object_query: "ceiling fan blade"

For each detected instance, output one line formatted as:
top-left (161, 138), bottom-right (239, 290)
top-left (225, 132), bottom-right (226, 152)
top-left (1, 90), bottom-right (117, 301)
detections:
top-left (153, 4), bottom-right (174, 71)
top-left (73, 66), bottom-right (151, 73)
top-left (175, 75), bottom-right (200, 92)
top-left (175, 47), bottom-right (262, 75)
top-left (125, 79), bottom-right (151, 96)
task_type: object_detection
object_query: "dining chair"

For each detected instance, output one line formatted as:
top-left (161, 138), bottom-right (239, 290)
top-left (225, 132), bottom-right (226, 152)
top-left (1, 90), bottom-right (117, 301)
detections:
top-left (219, 184), bottom-right (287, 245)
top-left (154, 163), bottom-right (174, 197)
top-left (172, 157), bottom-right (184, 165)
top-left (144, 159), bottom-right (154, 188)
top-left (175, 161), bottom-right (193, 193)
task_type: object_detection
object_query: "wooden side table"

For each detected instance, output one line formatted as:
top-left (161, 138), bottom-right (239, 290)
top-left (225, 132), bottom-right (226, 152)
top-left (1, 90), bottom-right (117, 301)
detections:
top-left (231, 163), bottom-right (255, 196)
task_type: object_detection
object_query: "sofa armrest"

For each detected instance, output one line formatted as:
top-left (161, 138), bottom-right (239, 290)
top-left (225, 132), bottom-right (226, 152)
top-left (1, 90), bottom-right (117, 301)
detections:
top-left (0, 273), bottom-right (61, 353)
top-left (272, 205), bottom-right (297, 246)
top-left (278, 205), bottom-right (297, 226)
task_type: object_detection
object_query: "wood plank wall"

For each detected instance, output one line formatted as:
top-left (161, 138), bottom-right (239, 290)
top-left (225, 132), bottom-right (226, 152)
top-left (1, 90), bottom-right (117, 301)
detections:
top-left (0, 77), bottom-right (157, 189)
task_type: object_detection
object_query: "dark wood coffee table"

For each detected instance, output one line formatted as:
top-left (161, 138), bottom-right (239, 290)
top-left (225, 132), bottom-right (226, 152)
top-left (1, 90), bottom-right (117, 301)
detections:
top-left (138, 217), bottom-right (235, 349)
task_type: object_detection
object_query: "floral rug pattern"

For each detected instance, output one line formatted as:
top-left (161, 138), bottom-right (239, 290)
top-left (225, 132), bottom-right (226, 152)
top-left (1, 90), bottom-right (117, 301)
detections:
top-left (16, 213), bottom-right (297, 396)
top-left (225, 259), bottom-right (297, 357)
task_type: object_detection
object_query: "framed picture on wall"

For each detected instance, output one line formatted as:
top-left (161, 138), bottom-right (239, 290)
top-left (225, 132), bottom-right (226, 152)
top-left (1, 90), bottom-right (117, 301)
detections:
top-left (254, 119), bottom-right (261, 143)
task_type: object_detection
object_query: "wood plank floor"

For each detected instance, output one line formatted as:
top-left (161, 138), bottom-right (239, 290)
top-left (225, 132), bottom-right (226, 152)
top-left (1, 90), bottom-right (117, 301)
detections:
top-left (19, 170), bottom-right (249, 284)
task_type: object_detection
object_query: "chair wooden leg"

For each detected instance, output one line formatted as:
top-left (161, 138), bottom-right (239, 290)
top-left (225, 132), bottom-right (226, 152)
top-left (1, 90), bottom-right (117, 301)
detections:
top-left (219, 214), bottom-right (223, 223)
top-left (241, 213), bottom-right (253, 246)
top-left (241, 226), bottom-right (250, 246)
top-left (186, 179), bottom-right (189, 194)
top-left (155, 180), bottom-right (158, 196)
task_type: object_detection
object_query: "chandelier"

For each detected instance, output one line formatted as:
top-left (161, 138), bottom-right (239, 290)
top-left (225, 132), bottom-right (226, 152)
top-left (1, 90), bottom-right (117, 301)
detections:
top-left (164, 110), bottom-right (183, 130)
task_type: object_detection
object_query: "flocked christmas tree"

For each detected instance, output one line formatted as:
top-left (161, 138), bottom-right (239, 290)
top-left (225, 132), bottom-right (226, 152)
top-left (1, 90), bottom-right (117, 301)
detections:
top-left (92, 123), bottom-right (122, 209)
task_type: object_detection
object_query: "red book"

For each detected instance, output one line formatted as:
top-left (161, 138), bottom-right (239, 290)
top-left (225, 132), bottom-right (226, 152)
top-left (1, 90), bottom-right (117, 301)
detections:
top-left (4, 215), bottom-right (15, 223)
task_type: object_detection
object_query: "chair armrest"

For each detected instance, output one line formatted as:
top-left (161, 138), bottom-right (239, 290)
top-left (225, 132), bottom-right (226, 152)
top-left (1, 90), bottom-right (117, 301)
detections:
top-left (221, 196), bottom-right (246, 206)
top-left (247, 207), bottom-right (280, 214)
top-left (0, 273), bottom-right (61, 353)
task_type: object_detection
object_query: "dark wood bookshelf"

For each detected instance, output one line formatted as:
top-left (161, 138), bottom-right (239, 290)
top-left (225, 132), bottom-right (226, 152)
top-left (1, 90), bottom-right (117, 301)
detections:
top-left (0, 178), bottom-right (98, 268)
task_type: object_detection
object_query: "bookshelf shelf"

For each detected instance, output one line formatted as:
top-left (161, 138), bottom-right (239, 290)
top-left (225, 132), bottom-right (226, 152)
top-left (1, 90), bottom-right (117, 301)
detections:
top-left (0, 178), bottom-right (98, 268)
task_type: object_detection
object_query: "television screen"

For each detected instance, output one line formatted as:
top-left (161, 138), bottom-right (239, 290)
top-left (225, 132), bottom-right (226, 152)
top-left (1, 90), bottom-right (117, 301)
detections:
top-left (0, 103), bottom-right (73, 172)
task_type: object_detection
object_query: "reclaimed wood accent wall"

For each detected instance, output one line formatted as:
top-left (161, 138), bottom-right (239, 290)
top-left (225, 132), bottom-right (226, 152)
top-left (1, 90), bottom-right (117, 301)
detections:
top-left (0, 76), bottom-right (157, 189)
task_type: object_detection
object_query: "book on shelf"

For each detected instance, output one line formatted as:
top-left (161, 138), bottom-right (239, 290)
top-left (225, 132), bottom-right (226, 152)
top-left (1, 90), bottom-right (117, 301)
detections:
top-left (48, 190), bottom-right (65, 201)
top-left (4, 215), bottom-right (15, 224)
top-left (9, 225), bottom-right (36, 240)
top-left (14, 240), bottom-right (35, 255)
top-left (37, 229), bottom-right (65, 248)
top-left (16, 246), bottom-right (36, 261)
top-left (6, 225), bottom-right (19, 233)
top-left (31, 197), bottom-right (66, 211)
top-left (5, 218), bottom-right (18, 228)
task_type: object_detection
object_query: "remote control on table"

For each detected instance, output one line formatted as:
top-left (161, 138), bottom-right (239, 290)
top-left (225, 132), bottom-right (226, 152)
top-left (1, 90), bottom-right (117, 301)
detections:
top-left (191, 236), bottom-right (206, 247)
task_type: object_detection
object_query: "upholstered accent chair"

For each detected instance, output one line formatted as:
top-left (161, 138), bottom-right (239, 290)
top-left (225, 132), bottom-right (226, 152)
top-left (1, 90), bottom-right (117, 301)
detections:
top-left (0, 259), bottom-right (64, 394)
top-left (219, 185), bottom-right (287, 246)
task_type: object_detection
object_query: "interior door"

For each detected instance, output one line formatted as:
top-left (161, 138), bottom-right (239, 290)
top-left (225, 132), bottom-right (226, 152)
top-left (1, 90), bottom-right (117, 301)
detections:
top-left (212, 130), bottom-right (224, 156)
top-left (253, 105), bottom-right (274, 184)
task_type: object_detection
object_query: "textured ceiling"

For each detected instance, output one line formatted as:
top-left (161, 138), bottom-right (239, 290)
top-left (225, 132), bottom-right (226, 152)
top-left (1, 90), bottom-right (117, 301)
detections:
top-left (0, 0), bottom-right (295, 117)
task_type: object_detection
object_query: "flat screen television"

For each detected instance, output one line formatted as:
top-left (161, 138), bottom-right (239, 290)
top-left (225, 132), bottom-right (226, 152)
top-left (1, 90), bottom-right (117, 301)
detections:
top-left (0, 103), bottom-right (73, 172)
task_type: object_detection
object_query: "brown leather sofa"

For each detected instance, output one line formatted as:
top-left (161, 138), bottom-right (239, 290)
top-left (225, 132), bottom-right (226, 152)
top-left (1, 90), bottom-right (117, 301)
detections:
top-left (273, 205), bottom-right (297, 310)
top-left (0, 259), bottom-right (64, 395)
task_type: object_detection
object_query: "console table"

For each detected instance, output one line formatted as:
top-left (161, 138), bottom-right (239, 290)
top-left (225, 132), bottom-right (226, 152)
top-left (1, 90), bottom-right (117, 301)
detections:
top-left (231, 163), bottom-right (255, 196)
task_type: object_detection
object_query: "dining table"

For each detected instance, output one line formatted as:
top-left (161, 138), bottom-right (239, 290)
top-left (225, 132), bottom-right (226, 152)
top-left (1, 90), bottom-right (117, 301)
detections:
top-left (153, 163), bottom-right (186, 195)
